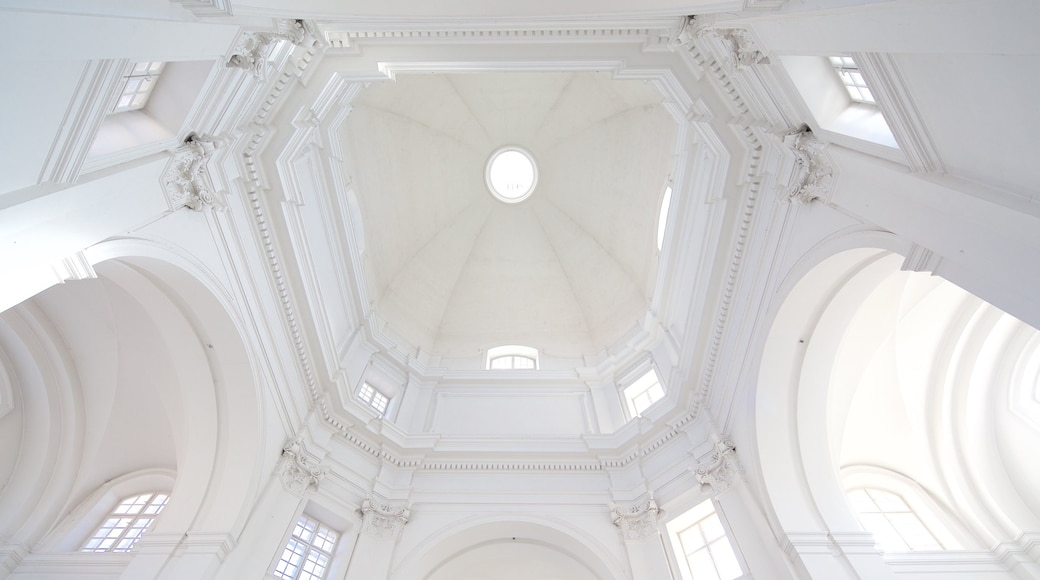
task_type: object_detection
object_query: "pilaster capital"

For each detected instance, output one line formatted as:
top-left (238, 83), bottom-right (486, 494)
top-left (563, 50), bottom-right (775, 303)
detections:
top-left (610, 495), bottom-right (661, 541)
top-left (694, 438), bottom-right (743, 495)
top-left (278, 437), bottom-right (328, 497)
top-left (359, 496), bottom-right (410, 540)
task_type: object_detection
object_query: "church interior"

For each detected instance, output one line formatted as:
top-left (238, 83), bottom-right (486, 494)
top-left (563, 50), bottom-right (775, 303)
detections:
top-left (1, 0), bottom-right (1039, 578)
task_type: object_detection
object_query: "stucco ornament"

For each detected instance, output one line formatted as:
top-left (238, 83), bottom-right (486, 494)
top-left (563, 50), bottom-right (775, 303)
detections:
top-left (694, 439), bottom-right (744, 495)
top-left (227, 19), bottom-right (322, 80)
top-left (360, 497), bottom-right (410, 540)
top-left (783, 125), bottom-right (834, 204)
top-left (278, 437), bottom-right (328, 496)
top-left (610, 495), bottom-right (661, 540)
top-left (671, 16), bottom-right (769, 70)
top-left (162, 132), bottom-right (218, 211)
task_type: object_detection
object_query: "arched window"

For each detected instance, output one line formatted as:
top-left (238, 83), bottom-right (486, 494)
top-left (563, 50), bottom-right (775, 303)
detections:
top-left (80, 492), bottom-right (169, 552)
top-left (846, 488), bottom-right (959, 552)
top-left (486, 345), bottom-right (539, 370)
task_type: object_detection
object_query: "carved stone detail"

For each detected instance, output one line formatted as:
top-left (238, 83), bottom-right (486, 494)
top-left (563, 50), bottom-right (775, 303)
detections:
top-left (671, 16), bottom-right (769, 70)
top-left (162, 132), bottom-right (218, 211)
top-left (694, 439), bottom-right (744, 495)
top-left (171, 0), bottom-right (233, 17)
top-left (359, 497), bottom-right (410, 540)
top-left (782, 125), bottom-right (833, 204)
top-left (278, 437), bottom-right (328, 496)
top-left (610, 495), bottom-right (661, 540)
top-left (227, 19), bottom-right (322, 80)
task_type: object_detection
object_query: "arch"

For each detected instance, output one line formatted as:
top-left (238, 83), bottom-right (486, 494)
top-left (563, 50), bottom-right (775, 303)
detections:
top-left (80, 238), bottom-right (272, 542)
top-left (755, 237), bottom-right (1040, 577)
top-left (389, 515), bottom-right (628, 580)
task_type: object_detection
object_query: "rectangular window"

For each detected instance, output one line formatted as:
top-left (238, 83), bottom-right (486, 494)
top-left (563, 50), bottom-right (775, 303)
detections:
top-left (624, 369), bottom-right (664, 416)
top-left (113, 61), bottom-right (165, 113)
top-left (357, 382), bottom-right (390, 415)
top-left (273, 516), bottom-right (339, 580)
top-left (829, 56), bottom-right (875, 104)
top-left (667, 500), bottom-right (744, 580)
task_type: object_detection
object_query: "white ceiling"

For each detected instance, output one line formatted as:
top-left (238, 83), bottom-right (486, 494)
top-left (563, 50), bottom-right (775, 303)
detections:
top-left (342, 72), bottom-right (678, 358)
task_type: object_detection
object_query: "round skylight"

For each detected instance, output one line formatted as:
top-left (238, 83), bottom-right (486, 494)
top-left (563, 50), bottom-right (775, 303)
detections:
top-left (486, 147), bottom-right (537, 203)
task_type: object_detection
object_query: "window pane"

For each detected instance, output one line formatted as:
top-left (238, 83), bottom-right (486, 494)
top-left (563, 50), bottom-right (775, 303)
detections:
top-left (709, 538), bottom-right (743, 580)
top-left (687, 548), bottom-right (721, 580)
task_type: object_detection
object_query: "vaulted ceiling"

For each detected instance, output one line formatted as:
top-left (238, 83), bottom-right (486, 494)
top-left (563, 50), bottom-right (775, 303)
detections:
top-left (342, 72), bottom-right (678, 358)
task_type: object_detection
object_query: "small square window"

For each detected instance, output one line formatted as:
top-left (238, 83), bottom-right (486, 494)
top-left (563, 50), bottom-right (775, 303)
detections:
top-left (113, 61), bottom-right (165, 113)
top-left (357, 382), bottom-right (390, 415)
top-left (829, 56), bottom-right (876, 104)
top-left (624, 369), bottom-right (665, 416)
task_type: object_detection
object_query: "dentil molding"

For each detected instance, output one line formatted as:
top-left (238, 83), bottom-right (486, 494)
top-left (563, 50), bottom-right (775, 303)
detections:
top-left (278, 437), bottom-right (328, 496)
top-left (610, 495), bottom-right (661, 540)
top-left (694, 439), bottom-right (743, 495)
top-left (359, 497), bottom-right (410, 540)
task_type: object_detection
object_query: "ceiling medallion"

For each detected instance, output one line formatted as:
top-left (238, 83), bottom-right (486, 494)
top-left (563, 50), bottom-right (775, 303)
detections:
top-left (485, 146), bottom-right (537, 203)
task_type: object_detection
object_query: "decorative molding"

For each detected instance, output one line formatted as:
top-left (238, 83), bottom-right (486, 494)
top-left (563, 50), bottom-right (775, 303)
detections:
top-left (855, 52), bottom-right (944, 173)
top-left (610, 495), bottom-right (661, 540)
top-left (40, 59), bottom-right (127, 184)
top-left (170, 0), bottom-right (233, 17)
top-left (325, 26), bottom-right (663, 49)
top-left (782, 125), bottom-right (833, 204)
top-left (228, 20), bottom-right (323, 80)
top-left (901, 243), bottom-right (942, 274)
top-left (674, 16), bottom-right (769, 71)
top-left (278, 437), bottom-right (328, 496)
top-left (50, 250), bottom-right (97, 284)
top-left (359, 497), bottom-right (410, 540)
top-left (161, 132), bottom-right (219, 211)
top-left (694, 439), bottom-right (743, 494)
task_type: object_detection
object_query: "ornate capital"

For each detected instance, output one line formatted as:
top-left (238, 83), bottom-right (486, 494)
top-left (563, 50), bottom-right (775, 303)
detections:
top-left (359, 497), bottom-right (410, 540)
top-left (694, 439), bottom-right (743, 495)
top-left (782, 125), bottom-right (833, 204)
top-left (227, 19), bottom-right (322, 80)
top-left (672, 16), bottom-right (768, 70)
top-left (610, 495), bottom-right (661, 540)
top-left (278, 437), bottom-right (328, 496)
top-left (161, 132), bottom-right (218, 211)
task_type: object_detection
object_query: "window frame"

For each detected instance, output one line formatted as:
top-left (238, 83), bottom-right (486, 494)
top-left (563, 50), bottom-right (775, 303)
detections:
top-left (272, 514), bottom-right (340, 580)
top-left (829, 56), bottom-right (875, 105)
top-left (485, 345), bottom-right (539, 370)
top-left (356, 382), bottom-right (390, 416)
top-left (112, 61), bottom-right (166, 113)
top-left (80, 492), bottom-right (169, 553)
top-left (623, 367), bottom-right (665, 418)
top-left (665, 498), bottom-right (746, 580)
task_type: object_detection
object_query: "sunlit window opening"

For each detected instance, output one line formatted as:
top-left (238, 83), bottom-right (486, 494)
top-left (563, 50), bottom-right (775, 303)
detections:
top-left (489, 354), bottom-right (537, 369)
top-left (81, 492), bottom-right (169, 552)
top-left (485, 147), bottom-right (537, 203)
top-left (829, 56), bottom-right (875, 104)
top-left (273, 516), bottom-right (338, 580)
top-left (847, 488), bottom-right (959, 552)
top-left (357, 382), bottom-right (390, 415)
top-left (486, 345), bottom-right (539, 370)
top-left (624, 369), bottom-right (664, 416)
top-left (668, 500), bottom-right (743, 580)
top-left (113, 61), bottom-right (165, 113)
top-left (657, 186), bottom-right (672, 251)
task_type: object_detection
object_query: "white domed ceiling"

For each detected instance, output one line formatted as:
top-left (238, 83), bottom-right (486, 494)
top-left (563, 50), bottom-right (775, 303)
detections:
top-left (341, 72), bottom-right (679, 359)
